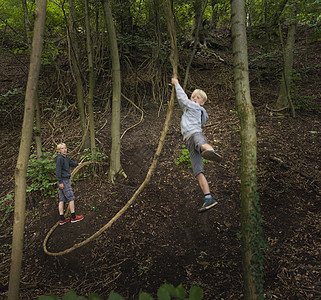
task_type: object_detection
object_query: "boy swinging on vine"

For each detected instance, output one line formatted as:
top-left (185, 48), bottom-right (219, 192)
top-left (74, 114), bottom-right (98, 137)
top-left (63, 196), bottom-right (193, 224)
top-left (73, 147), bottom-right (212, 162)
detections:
top-left (172, 77), bottom-right (222, 212)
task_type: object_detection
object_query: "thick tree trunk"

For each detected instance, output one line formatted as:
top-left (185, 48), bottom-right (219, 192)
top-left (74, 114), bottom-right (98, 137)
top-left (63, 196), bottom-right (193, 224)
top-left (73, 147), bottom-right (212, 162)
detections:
top-left (231, 0), bottom-right (262, 298)
top-left (8, 1), bottom-right (47, 299)
top-left (102, 0), bottom-right (126, 182)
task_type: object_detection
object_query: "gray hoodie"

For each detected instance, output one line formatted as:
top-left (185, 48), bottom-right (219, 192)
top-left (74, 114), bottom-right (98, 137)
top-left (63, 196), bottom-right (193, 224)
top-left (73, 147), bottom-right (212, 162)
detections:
top-left (55, 154), bottom-right (78, 184)
top-left (175, 83), bottom-right (209, 140)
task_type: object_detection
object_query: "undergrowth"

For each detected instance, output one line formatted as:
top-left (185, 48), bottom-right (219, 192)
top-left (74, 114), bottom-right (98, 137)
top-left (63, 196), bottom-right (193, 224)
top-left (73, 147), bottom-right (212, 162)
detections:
top-left (38, 283), bottom-right (203, 300)
top-left (175, 145), bottom-right (208, 169)
top-left (27, 152), bottom-right (57, 198)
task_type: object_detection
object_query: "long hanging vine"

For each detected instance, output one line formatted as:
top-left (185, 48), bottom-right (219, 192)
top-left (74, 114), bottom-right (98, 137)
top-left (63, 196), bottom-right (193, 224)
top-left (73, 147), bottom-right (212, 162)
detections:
top-left (43, 0), bottom-right (178, 256)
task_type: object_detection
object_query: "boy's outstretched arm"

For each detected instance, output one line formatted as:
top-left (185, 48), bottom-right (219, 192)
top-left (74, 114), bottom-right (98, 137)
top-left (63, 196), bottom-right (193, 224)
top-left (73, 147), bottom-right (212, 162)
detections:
top-left (171, 78), bottom-right (191, 108)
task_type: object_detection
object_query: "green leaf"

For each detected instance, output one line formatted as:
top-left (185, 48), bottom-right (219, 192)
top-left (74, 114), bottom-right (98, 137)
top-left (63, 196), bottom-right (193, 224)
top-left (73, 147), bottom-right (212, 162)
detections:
top-left (62, 291), bottom-right (79, 300)
top-left (172, 284), bottom-right (186, 298)
top-left (107, 291), bottom-right (125, 300)
top-left (88, 294), bottom-right (101, 300)
top-left (188, 286), bottom-right (203, 300)
top-left (157, 283), bottom-right (174, 300)
top-left (139, 292), bottom-right (154, 300)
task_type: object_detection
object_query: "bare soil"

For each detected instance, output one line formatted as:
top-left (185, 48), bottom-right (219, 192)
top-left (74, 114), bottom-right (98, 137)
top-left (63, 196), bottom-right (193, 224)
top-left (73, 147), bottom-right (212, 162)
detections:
top-left (0, 28), bottom-right (320, 299)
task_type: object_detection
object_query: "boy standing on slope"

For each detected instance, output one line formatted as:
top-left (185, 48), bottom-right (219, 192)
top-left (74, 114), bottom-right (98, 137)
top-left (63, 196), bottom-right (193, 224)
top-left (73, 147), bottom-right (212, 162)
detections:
top-left (172, 77), bottom-right (222, 212)
top-left (55, 143), bottom-right (84, 225)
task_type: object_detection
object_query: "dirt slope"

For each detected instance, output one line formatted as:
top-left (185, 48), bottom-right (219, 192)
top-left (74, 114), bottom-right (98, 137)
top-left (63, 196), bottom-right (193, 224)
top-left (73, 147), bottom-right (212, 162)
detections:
top-left (0, 29), bottom-right (320, 299)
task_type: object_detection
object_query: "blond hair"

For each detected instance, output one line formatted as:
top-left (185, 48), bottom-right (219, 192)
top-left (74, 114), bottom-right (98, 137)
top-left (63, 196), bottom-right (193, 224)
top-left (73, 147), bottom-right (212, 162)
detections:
top-left (57, 143), bottom-right (66, 151)
top-left (192, 89), bottom-right (207, 103)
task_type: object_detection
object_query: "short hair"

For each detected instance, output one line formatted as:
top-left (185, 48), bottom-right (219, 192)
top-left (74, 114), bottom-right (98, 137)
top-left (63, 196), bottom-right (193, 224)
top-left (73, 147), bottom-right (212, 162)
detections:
top-left (57, 143), bottom-right (66, 151)
top-left (192, 89), bottom-right (208, 103)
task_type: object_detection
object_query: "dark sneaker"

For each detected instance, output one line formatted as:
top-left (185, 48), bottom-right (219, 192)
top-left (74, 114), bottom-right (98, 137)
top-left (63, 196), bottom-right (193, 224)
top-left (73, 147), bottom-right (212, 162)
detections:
top-left (201, 150), bottom-right (223, 162)
top-left (71, 215), bottom-right (84, 223)
top-left (198, 197), bottom-right (218, 213)
top-left (59, 217), bottom-right (70, 225)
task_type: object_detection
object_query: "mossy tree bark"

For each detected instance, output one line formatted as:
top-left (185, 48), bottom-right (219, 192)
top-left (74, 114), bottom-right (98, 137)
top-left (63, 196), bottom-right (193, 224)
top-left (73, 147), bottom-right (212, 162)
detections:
top-left (231, 0), bottom-right (261, 298)
top-left (102, 0), bottom-right (126, 182)
top-left (8, 1), bottom-right (47, 299)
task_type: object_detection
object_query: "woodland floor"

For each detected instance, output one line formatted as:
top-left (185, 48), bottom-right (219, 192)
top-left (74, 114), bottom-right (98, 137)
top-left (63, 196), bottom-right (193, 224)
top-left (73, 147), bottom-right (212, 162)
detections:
top-left (0, 28), bottom-right (320, 299)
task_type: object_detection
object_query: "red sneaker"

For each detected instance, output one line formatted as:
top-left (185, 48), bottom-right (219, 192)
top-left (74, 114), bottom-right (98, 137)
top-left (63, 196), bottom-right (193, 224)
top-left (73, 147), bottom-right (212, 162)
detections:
top-left (71, 215), bottom-right (84, 223)
top-left (59, 217), bottom-right (70, 225)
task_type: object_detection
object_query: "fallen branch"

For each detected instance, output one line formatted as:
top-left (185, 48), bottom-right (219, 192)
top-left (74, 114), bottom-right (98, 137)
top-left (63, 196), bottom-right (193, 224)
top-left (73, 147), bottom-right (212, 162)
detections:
top-left (270, 156), bottom-right (320, 195)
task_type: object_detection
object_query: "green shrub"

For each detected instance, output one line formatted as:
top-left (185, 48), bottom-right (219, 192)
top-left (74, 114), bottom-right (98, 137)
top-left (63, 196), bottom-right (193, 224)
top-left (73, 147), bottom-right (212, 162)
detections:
top-left (27, 152), bottom-right (57, 198)
top-left (175, 145), bottom-right (192, 169)
top-left (37, 283), bottom-right (203, 300)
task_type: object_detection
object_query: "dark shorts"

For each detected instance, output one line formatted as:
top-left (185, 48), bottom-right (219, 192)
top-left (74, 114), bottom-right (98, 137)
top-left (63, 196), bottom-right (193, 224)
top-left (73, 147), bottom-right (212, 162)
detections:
top-left (58, 180), bottom-right (75, 202)
top-left (187, 132), bottom-right (207, 176)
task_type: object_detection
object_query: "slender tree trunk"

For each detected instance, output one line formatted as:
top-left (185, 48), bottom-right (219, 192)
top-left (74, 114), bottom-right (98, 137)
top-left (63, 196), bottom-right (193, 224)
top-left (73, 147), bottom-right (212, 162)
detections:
top-left (163, 0), bottom-right (178, 77)
top-left (34, 92), bottom-right (43, 156)
top-left (210, 0), bottom-right (219, 29)
top-left (22, 0), bottom-right (31, 46)
top-left (150, 0), bottom-right (162, 64)
top-left (68, 0), bottom-right (90, 149)
top-left (85, 0), bottom-right (96, 160)
top-left (272, 0), bottom-right (289, 27)
top-left (102, 0), bottom-right (126, 182)
top-left (231, 0), bottom-right (261, 298)
top-left (275, 10), bottom-right (297, 117)
top-left (151, 0), bottom-right (162, 51)
top-left (22, 0), bottom-right (43, 156)
top-left (148, 0), bottom-right (166, 107)
top-left (184, 0), bottom-right (208, 89)
top-left (191, 0), bottom-right (203, 40)
top-left (8, 1), bottom-right (47, 299)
